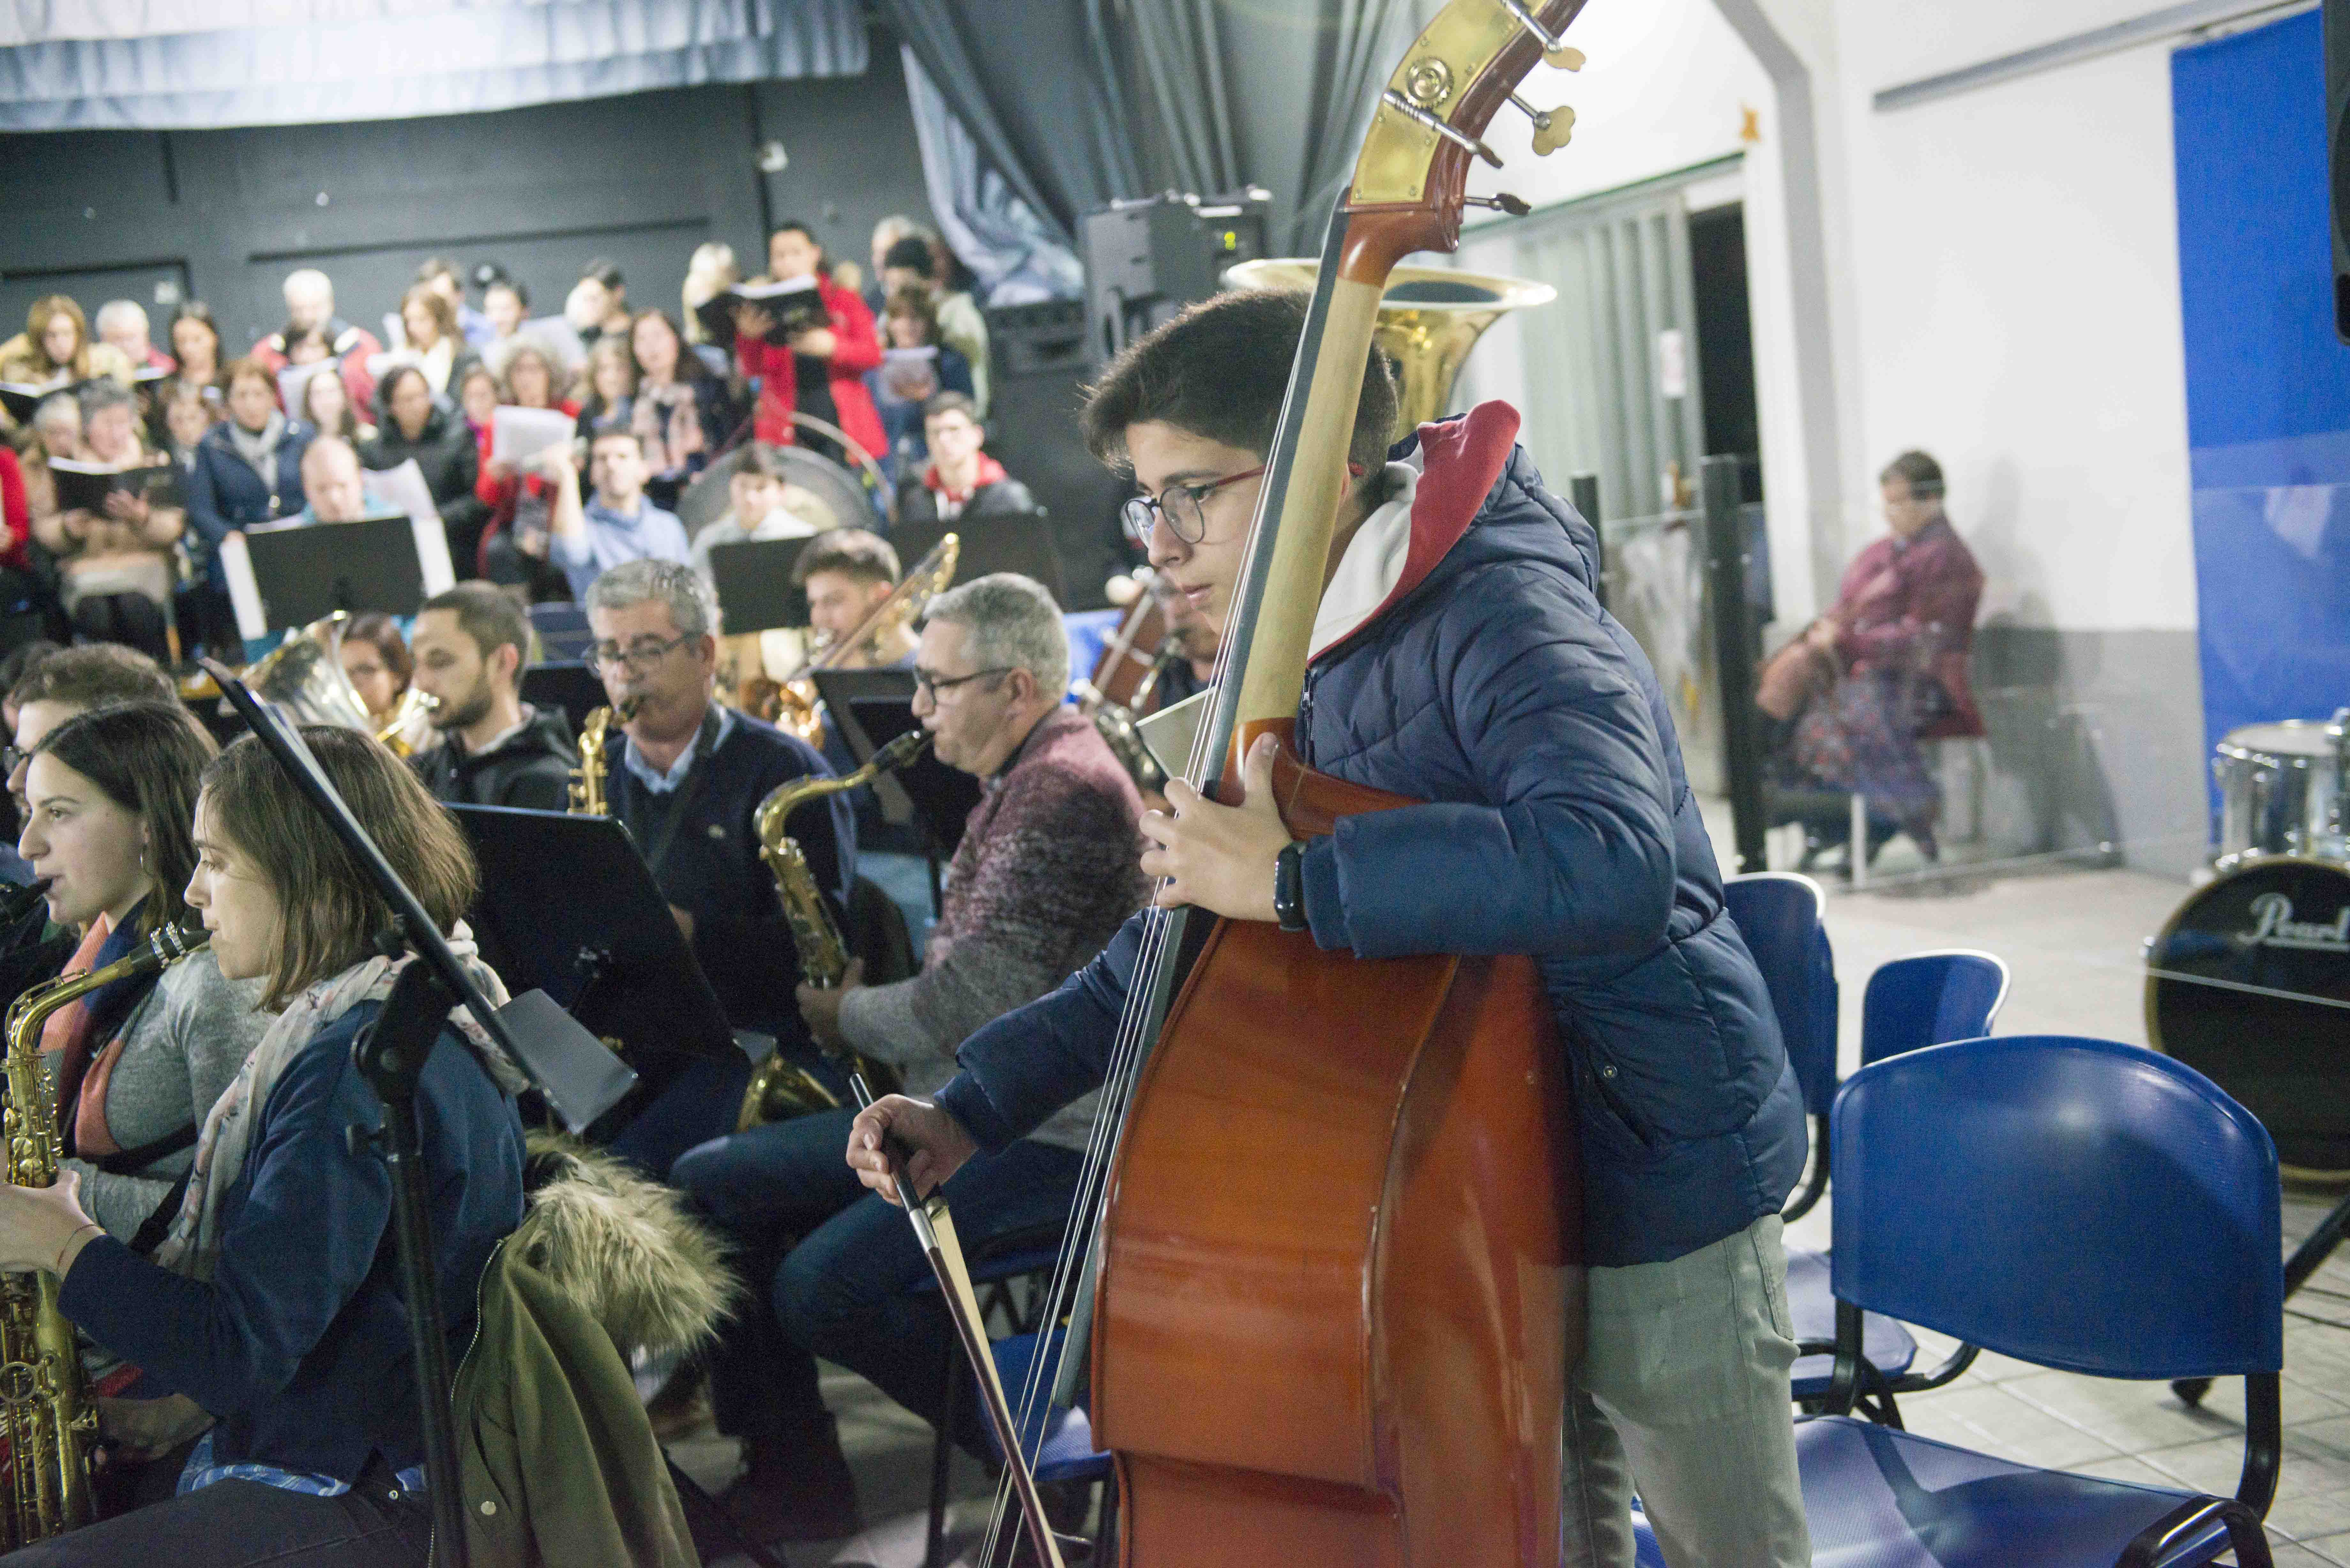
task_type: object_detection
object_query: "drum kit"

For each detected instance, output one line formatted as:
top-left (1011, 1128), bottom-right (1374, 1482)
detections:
top-left (2146, 709), bottom-right (2350, 1179)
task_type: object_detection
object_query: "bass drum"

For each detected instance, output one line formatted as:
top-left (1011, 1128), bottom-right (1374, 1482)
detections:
top-left (2147, 856), bottom-right (2350, 1179)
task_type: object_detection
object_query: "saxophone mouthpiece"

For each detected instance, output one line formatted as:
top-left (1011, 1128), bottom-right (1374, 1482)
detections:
top-left (615, 696), bottom-right (644, 723)
top-left (876, 730), bottom-right (930, 767)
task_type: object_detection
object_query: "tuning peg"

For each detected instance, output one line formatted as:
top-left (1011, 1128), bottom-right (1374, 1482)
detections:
top-left (1463, 193), bottom-right (1533, 216)
top-left (1498, 0), bottom-right (1586, 70)
top-left (1381, 89), bottom-right (1503, 169)
top-left (1507, 93), bottom-right (1576, 155)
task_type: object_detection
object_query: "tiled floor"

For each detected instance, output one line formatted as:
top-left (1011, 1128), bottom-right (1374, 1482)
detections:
top-left (681, 856), bottom-right (2350, 1565)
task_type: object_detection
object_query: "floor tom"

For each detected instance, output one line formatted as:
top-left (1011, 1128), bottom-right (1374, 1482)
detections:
top-left (2213, 717), bottom-right (2349, 867)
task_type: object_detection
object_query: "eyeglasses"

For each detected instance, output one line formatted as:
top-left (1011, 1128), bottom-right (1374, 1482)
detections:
top-left (586, 631), bottom-right (696, 675)
top-left (1120, 466), bottom-right (1267, 548)
top-left (912, 666), bottom-right (1013, 701)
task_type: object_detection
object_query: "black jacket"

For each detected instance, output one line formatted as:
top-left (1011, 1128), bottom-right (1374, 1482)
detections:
top-left (411, 704), bottom-right (579, 813)
top-left (896, 475), bottom-right (1036, 527)
top-left (361, 404), bottom-right (488, 554)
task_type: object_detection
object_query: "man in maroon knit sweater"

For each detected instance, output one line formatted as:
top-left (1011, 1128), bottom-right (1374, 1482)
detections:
top-left (670, 572), bottom-right (1148, 1547)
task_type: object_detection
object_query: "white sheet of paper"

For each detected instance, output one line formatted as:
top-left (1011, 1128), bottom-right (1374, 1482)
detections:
top-left (218, 531), bottom-right (267, 642)
top-left (363, 459), bottom-right (457, 595)
top-left (491, 405), bottom-right (575, 465)
top-left (1136, 689), bottom-right (1210, 783)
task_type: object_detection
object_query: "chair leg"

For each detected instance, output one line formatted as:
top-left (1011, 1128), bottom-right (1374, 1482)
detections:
top-left (927, 1335), bottom-right (960, 1568)
top-left (665, 1451), bottom-right (789, 1568)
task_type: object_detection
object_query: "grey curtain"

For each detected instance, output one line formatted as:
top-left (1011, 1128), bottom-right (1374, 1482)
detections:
top-left (901, 46), bottom-right (1086, 304)
top-left (0, 0), bottom-right (865, 130)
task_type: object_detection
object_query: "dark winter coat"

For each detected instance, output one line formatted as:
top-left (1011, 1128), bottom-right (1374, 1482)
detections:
top-left (411, 703), bottom-right (580, 813)
top-left (362, 404), bottom-right (489, 557)
top-left (184, 418), bottom-right (314, 566)
top-left (936, 403), bottom-right (1807, 1268)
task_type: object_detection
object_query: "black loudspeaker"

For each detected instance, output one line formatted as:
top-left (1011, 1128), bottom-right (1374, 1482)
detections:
top-left (983, 302), bottom-right (1141, 613)
top-left (1081, 188), bottom-right (1271, 370)
top-left (2331, 0), bottom-right (2350, 340)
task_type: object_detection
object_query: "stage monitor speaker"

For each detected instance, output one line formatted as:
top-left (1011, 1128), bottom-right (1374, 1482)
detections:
top-left (1081, 188), bottom-right (1271, 370)
top-left (2331, 0), bottom-right (2350, 339)
top-left (982, 302), bottom-right (1141, 613)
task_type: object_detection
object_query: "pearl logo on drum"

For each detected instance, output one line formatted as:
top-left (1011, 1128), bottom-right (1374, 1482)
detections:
top-left (2237, 892), bottom-right (2350, 952)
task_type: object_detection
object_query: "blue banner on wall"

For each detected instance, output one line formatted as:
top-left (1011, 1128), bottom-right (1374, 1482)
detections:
top-left (2174, 10), bottom-right (2350, 802)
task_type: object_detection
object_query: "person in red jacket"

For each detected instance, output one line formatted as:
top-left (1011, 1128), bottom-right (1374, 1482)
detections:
top-left (732, 222), bottom-right (885, 471)
top-left (0, 444), bottom-right (31, 574)
top-left (1782, 448), bottom-right (1986, 859)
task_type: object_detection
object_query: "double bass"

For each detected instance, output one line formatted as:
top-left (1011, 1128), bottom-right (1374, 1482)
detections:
top-left (983, 4), bottom-right (1589, 1563)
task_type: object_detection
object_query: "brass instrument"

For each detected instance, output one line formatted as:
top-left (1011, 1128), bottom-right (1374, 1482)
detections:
top-left (0, 922), bottom-right (207, 1548)
top-left (1086, 636), bottom-right (1180, 797)
top-left (568, 697), bottom-right (641, 817)
top-left (184, 613), bottom-right (439, 754)
top-left (767, 534), bottom-right (960, 746)
top-left (1224, 260), bottom-right (1557, 440)
top-left (737, 729), bottom-right (931, 1129)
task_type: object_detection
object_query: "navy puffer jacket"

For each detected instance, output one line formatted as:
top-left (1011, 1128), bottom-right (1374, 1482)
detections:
top-left (939, 405), bottom-right (1805, 1267)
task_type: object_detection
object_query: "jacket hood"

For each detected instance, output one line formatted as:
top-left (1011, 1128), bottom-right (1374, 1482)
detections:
top-left (1311, 402), bottom-right (1600, 662)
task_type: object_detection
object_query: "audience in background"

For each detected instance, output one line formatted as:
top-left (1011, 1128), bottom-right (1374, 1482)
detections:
top-left (395, 283), bottom-right (482, 402)
top-left (897, 392), bottom-right (1032, 525)
top-left (407, 582), bottom-right (579, 811)
top-left (688, 444), bottom-right (819, 585)
top-left (417, 257), bottom-right (495, 349)
top-left (735, 222), bottom-right (885, 470)
top-left (500, 343), bottom-right (573, 417)
top-left (249, 268), bottom-right (382, 419)
top-left (481, 278), bottom-right (528, 345)
top-left (295, 434), bottom-right (398, 525)
top-left (575, 336), bottom-right (637, 443)
top-left (184, 359), bottom-right (312, 658)
top-left (458, 365), bottom-right (500, 457)
top-left (338, 610), bottom-right (417, 737)
top-left (158, 382), bottom-right (217, 475)
top-left (683, 243), bottom-right (740, 346)
top-left (0, 444), bottom-right (29, 583)
top-left (473, 345), bottom-right (577, 577)
top-left (863, 215), bottom-right (924, 311)
top-left (34, 380), bottom-right (181, 660)
top-left (868, 285), bottom-right (975, 488)
top-left (166, 303), bottom-right (225, 404)
top-left (628, 309), bottom-right (736, 512)
top-left (876, 236), bottom-right (989, 418)
top-left (543, 426), bottom-right (689, 598)
top-left (363, 364), bottom-right (489, 569)
top-left (17, 394), bottom-right (80, 522)
top-left (567, 258), bottom-right (633, 353)
top-left (95, 301), bottom-right (172, 375)
top-left (0, 296), bottom-right (136, 397)
top-left (299, 357), bottom-right (373, 443)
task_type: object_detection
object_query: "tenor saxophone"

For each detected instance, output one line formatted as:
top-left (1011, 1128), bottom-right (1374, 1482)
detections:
top-left (737, 730), bottom-right (931, 1130)
top-left (568, 696), bottom-right (642, 816)
top-left (0, 921), bottom-right (207, 1548)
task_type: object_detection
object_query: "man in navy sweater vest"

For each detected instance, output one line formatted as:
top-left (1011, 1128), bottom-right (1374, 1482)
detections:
top-left (848, 290), bottom-right (1811, 1567)
top-left (583, 559), bottom-right (855, 1179)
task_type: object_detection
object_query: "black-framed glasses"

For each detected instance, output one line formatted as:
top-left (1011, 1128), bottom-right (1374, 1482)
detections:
top-left (586, 630), bottom-right (696, 675)
top-left (1120, 465), bottom-right (1267, 548)
top-left (912, 666), bottom-right (1013, 701)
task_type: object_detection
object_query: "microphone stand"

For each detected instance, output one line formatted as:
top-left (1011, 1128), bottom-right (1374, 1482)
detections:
top-left (202, 659), bottom-right (547, 1568)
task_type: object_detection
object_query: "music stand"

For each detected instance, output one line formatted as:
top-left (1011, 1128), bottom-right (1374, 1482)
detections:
top-left (242, 515), bottom-right (427, 628)
top-left (709, 537), bottom-right (815, 633)
top-left (449, 805), bottom-right (736, 1131)
top-left (891, 511), bottom-right (1067, 605)
top-left (813, 668), bottom-right (982, 861)
top-left (519, 660), bottom-right (604, 740)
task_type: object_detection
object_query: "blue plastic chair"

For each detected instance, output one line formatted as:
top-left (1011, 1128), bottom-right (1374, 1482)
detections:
top-left (1786, 949), bottom-right (2009, 1414)
top-left (1722, 873), bottom-right (1838, 1222)
top-left (969, 1329), bottom-right (1114, 1561)
top-left (1636, 1036), bottom-right (2283, 1568)
top-left (525, 600), bottom-right (594, 662)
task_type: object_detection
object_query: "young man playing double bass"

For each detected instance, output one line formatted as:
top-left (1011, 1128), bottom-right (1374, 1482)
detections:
top-left (848, 288), bottom-right (1812, 1567)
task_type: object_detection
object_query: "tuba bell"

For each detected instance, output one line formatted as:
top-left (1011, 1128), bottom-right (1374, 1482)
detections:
top-left (232, 612), bottom-right (440, 753)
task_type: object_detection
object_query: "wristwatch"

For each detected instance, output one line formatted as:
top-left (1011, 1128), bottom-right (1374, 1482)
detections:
top-left (1274, 840), bottom-right (1310, 933)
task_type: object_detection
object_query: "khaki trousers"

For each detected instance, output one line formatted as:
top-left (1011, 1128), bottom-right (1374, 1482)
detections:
top-left (1560, 1214), bottom-right (1814, 1568)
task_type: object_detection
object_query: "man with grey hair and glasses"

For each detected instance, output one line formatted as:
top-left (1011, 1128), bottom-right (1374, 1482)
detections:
top-left (579, 557), bottom-right (855, 1181)
top-left (668, 571), bottom-right (1149, 1547)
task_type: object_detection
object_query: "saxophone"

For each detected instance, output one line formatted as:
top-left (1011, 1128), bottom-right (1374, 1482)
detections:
top-left (568, 696), bottom-right (642, 816)
top-left (737, 730), bottom-right (931, 1130)
top-left (0, 921), bottom-right (207, 1549)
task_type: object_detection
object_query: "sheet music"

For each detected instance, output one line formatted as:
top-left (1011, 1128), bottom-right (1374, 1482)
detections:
top-left (364, 459), bottom-right (456, 595)
top-left (217, 531), bottom-right (267, 642)
top-left (490, 405), bottom-right (575, 465)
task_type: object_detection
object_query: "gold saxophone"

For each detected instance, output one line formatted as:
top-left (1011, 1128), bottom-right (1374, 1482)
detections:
top-left (736, 729), bottom-right (931, 1130)
top-left (568, 697), bottom-right (642, 816)
top-left (0, 921), bottom-right (207, 1549)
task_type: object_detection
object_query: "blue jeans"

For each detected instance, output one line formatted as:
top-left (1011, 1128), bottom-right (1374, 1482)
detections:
top-left (671, 1111), bottom-right (1080, 1450)
top-left (607, 1052), bottom-right (755, 1182)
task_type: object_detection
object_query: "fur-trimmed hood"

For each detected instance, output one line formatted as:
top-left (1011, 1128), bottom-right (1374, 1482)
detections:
top-left (513, 1133), bottom-right (738, 1359)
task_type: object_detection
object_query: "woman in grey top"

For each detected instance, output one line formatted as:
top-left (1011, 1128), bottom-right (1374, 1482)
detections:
top-left (16, 701), bottom-right (268, 1245)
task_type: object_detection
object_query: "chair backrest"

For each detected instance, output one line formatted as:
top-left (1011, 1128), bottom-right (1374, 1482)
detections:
top-left (1858, 949), bottom-right (2009, 1067)
top-left (1831, 1035), bottom-right (2281, 1379)
top-left (1724, 872), bottom-right (1838, 1113)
